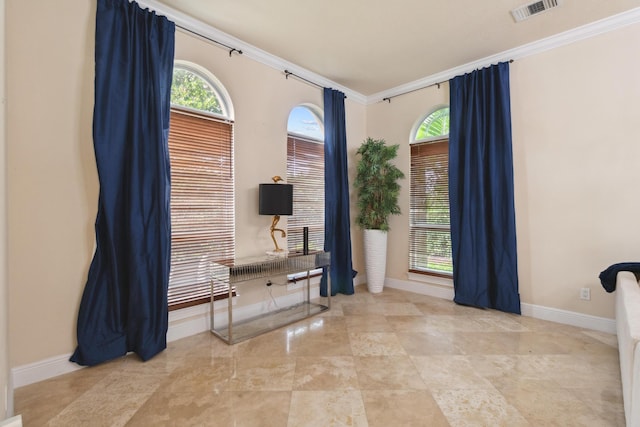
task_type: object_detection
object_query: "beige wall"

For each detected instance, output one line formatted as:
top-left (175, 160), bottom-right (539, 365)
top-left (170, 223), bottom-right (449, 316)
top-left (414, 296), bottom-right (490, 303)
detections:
top-left (6, 1), bottom-right (366, 367)
top-left (1, 0), bottom-right (8, 417)
top-left (510, 22), bottom-right (640, 318)
top-left (173, 31), bottom-right (366, 314)
top-left (7, 0), bottom-right (97, 366)
top-left (174, 32), bottom-right (365, 260)
top-left (6, 0), bottom-right (640, 373)
top-left (366, 84), bottom-right (450, 286)
top-left (365, 22), bottom-right (640, 319)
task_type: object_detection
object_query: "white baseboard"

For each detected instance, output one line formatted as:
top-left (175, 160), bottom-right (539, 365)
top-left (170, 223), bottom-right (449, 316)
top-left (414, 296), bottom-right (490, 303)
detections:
top-left (12, 275), bottom-right (615, 389)
top-left (168, 282), bottom-right (321, 342)
top-left (11, 354), bottom-right (83, 389)
top-left (0, 415), bottom-right (22, 427)
top-left (12, 280), bottom-right (322, 388)
top-left (386, 277), bottom-right (455, 299)
top-left (521, 302), bottom-right (616, 334)
top-left (386, 277), bottom-right (615, 334)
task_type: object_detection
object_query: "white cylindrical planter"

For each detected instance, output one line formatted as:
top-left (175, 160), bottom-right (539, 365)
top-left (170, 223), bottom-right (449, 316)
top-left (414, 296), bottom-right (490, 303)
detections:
top-left (363, 229), bottom-right (388, 294)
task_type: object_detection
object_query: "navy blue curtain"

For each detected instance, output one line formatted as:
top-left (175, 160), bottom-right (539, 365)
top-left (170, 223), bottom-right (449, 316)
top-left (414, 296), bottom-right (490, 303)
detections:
top-left (321, 88), bottom-right (355, 296)
top-left (448, 62), bottom-right (521, 315)
top-left (70, 0), bottom-right (175, 366)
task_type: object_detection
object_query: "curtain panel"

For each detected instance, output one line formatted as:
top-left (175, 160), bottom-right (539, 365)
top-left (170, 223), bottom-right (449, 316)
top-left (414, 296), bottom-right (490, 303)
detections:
top-left (448, 62), bottom-right (521, 315)
top-left (322, 88), bottom-right (355, 296)
top-left (71, 0), bottom-right (175, 366)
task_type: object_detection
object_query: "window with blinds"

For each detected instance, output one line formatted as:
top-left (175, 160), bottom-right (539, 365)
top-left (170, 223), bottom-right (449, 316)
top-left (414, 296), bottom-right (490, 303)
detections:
top-left (167, 109), bottom-right (235, 310)
top-left (410, 139), bottom-right (452, 276)
top-left (286, 135), bottom-right (324, 254)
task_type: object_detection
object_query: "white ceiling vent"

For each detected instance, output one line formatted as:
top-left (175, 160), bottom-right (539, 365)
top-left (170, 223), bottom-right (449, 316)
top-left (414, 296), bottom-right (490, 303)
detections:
top-left (511, 0), bottom-right (563, 22)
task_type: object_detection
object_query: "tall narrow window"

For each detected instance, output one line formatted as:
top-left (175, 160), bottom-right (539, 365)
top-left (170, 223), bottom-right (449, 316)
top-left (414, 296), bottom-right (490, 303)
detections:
top-left (410, 107), bottom-right (452, 276)
top-left (168, 63), bottom-right (235, 310)
top-left (286, 106), bottom-right (324, 254)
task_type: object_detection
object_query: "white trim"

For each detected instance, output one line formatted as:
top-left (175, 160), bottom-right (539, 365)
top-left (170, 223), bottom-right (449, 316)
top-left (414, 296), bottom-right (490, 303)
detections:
top-left (0, 415), bottom-right (21, 427)
top-left (165, 295), bottom-right (238, 342)
top-left (409, 105), bottom-right (450, 144)
top-left (11, 284), bottom-right (322, 388)
top-left (369, 7), bottom-right (640, 104)
top-left (11, 354), bottom-right (83, 389)
top-left (288, 104), bottom-right (325, 141)
top-left (521, 302), bottom-right (616, 334)
top-left (135, 1), bottom-right (640, 106)
top-left (172, 60), bottom-right (235, 120)
top-left (287, 272), bottom-right (322, 291)
top-left (167, 278), bottom-right (322, 342)
top-left (287, 132), bottom-right (324, 143)
top-left (11, 274), bottom-right (615, 387)
top-left (135, 0), bottom-right (367, 104)
top-left (354, 273), bottom-right (367, 288)
top-left (406, 272), bottom-right (453, 288)
top-left (386, 277), bottom-right (455, 300)
top-left (386, 277), bottom-right (615, 334)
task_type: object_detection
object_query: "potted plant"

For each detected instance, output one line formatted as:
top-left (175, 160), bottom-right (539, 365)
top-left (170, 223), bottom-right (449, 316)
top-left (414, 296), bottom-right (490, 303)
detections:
top-left (353, 137), bottom-right (405, 293)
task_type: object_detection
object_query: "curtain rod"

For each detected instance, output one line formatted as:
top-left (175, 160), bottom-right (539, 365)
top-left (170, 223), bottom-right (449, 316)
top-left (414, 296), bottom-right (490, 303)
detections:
top-left (382, 59), bottom-right (514, 103)
top-left (284, 70), bottom-right (323, 89)
top-left (382, 82), bottom-right (443, 103)
top-left (176, 24), bottom-right (243, 57)
top-left (284, 70), bottom-right (347, 99)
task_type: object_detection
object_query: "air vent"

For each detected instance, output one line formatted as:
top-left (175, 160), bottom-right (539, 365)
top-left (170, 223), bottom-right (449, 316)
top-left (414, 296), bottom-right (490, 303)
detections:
top-left (511, 0), bottom-right (562, 22)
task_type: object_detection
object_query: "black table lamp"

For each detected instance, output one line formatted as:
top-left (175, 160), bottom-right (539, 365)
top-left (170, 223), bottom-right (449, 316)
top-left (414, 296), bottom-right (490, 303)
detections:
top-left (259, 176), bottom-right (293, 253)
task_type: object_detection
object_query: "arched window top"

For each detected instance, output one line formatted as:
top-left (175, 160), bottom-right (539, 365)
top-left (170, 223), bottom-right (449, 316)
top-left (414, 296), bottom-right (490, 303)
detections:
top-left (287, 105), bottom-right (324, 141)
top-left (171, 61), bottom-right (234, 120)
top-left (412, 106), bottom-right (449, 142)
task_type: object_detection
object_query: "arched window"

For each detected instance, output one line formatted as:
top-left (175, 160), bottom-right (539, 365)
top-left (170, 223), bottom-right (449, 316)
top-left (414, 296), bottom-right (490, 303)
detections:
top-left (414, 106), bottom-right (449, 141)
top-left (170, 62), bottom-right (233, 118)
top-left (167, 62), bottom-right (235, 309)
top-left (409, 106), bottom-right (452, 277)
top-left (286, 105), bottom-right (324, 254)
top-left (287, 106), bottom-right (324, 140)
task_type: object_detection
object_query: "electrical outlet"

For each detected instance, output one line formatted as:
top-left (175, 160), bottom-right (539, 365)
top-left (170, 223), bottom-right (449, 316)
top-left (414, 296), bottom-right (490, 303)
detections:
top-left (580, 287), bottom-right (590, 301)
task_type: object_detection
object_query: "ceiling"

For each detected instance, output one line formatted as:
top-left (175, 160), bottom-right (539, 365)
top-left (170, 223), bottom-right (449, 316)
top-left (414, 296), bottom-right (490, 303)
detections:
top-left (155, 0), bottom-right (639, 97)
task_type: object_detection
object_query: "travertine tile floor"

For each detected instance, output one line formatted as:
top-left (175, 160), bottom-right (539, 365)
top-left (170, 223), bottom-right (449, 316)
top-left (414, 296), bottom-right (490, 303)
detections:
top-left (15, 286), bottom-right (625, 426)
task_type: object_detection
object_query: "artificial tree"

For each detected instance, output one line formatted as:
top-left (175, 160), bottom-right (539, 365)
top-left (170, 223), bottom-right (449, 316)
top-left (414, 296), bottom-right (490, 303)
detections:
top-left (353, 137), bottom-right (405, 292)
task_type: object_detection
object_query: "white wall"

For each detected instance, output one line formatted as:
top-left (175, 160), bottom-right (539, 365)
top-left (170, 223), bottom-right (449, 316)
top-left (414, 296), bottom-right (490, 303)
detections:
top-left (366, 22), bottom-right (640, 320)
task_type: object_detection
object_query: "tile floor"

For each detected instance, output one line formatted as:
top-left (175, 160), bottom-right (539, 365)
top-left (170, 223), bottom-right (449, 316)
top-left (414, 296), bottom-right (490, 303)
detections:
top-left (14, 286), bottom-right (625, 426)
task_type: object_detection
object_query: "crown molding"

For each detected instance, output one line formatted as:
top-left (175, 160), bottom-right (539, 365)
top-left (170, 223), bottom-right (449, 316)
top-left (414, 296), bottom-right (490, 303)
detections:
top-left (368, 6), bottom-right (640, 104)
top-left (135, 2), bottom-right (639, 106)
top-left (135, 0), bottom-right (368, 104)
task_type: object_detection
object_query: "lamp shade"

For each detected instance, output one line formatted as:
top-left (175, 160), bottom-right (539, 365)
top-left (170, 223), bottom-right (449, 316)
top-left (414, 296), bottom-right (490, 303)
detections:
top-left (259, 183), bottom-right (293, 215)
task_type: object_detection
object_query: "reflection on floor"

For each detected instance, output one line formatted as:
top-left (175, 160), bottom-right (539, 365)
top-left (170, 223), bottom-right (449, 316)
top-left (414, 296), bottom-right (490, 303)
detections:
top-left (14, 286), bottom-right (625, 426)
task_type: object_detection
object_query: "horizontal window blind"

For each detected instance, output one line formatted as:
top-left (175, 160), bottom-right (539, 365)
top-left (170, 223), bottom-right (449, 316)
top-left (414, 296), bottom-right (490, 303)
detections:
top-left (286, 135), bottom-right (324, 254)
top-left (168, 109), bottom-right (235, 310)
top-left (410, 139), bottom-right (452, 275)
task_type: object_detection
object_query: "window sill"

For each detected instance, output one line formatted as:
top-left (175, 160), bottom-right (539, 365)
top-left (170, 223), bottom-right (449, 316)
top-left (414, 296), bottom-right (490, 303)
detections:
top-left (168, 295), bottom-right (237, 323)
top-left (407, 271), bottom-right (453, 288)
top-left (288, 267), bottom-right (323, 282)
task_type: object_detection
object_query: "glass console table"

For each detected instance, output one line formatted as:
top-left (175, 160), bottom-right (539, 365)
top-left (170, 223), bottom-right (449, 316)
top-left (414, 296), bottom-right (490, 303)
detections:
top-left (210, 252), bottom-right (331, 344)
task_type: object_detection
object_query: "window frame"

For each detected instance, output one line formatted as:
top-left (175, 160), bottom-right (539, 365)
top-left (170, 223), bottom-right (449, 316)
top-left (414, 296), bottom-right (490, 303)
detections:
top-left (409, 106), bottom-right (453, 279)
top-left (286, 134), bottom-right (325, 255)
top-left (287, 105), bottom-right (324, 142)
top-left (167, 63), bottom-right (236, 311)
top-left (171, 60), bottom-right (234, 121)
top-left (286, 105), bottom-right (325, 279)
